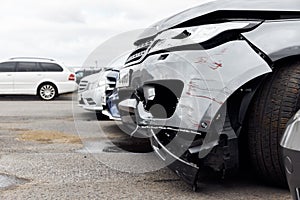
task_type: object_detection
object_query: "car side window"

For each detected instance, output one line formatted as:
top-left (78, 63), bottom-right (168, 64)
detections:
top-left (17, 62), bottom-right (43, 72)
top-left (40, 63), bottom-right (63, 72)
top-left (0, 62), bottom-right (16, 72)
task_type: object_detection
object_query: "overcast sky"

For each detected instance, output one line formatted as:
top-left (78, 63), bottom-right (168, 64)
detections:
top-left (0, 0), bottom-right (212, 67)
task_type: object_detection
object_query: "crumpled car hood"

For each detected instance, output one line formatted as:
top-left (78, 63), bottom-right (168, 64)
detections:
top-left (136, 0), bottom-right (300, 43)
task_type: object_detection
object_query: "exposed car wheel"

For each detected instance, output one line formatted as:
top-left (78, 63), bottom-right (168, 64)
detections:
top-left (38, 83), bottom-right (57, 101)
top-left (247, 60), bottom-right (300, 186)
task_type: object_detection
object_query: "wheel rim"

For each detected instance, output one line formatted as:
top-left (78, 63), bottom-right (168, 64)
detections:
top-left (40, 85), bottom-right (55, 100)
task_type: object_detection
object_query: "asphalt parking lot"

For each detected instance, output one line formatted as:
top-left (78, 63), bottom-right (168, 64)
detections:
top-left (0, 94), bottom-right (291, 200)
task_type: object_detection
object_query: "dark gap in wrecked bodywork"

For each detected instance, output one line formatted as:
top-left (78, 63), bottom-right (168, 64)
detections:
top-left (227, 74), bottom-right (269, 133)
top-left (126, 38), bottom-right (155, 64)
top-left (134, 10), bottom-right (300, 46)
top-left (153, 25), bottom-right (259, 52)
top-left (126, 23), bottom-right (263, 67)
top-left (136, 80), bottom-right (184, 119)
top-left (226, 75), bottom-right (270, 172)
top-left (241, 36), bottom-right (274, 67)
top-left (147, 82), bottom-right (182, 118)
top-left (149, 105), bottom-right (240, 187)
top-left (173, 10), bottom-right (300, 29)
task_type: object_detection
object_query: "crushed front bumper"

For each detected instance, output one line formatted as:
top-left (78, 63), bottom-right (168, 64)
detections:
top-left (118, 40), bottom-right (272, 186)
top-left (151, 132), bottom-right (199, 186)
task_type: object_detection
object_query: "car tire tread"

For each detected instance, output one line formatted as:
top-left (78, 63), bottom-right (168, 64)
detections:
top-left (248, 60), bottom-right (300, 186)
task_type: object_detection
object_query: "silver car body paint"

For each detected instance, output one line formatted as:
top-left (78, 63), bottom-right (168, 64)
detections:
top-left (281, 110), bottom-right (300, 151)
top-left (78, 71), bottom-right (108, 112)
top-left (281, 110), bottom-right (300, 200)
top-left (137, 0), bottom-right (300, 41)
top-left (78, 70), bottom-right (119, 112)
top-left (150, 22), bottom-right (253, 52)
top-left (117, 0), bottom-right (300, 187)
top-left (242, 20), bottom-right (300, 61)
top-left (123, 40), bottom-right (271, 156)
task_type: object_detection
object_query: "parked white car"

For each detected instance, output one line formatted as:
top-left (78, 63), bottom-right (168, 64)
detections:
top-left (0, 57), bottom-right (78, 100)
top-left (78, 69), bottom-right (118, 119)
top-left (78, 54), bottom-right (128, 119)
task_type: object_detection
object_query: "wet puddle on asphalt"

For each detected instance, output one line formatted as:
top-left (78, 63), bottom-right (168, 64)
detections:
top-left (0, 173), bottom-right (29, 190)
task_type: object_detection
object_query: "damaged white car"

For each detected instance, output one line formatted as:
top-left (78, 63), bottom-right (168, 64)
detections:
top-left (117, 0), bottom-right (300, 189)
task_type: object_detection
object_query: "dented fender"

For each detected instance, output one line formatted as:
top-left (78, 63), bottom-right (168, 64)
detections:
top-left (119, 40), bottom-right (272, 158)
top-left (242, 20), bottom-right (300, 61)
top-left (117, 0), bottom-right (300, 189)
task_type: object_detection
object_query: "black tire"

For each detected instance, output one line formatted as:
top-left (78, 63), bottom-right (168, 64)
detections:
top-left (38, 83), bottom-right (57, 101)
top-left (247, 60), bottom-right (300, 186)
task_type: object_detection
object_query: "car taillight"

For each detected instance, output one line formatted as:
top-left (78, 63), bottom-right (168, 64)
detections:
top-left (68, 73), bottom-right (75, 81)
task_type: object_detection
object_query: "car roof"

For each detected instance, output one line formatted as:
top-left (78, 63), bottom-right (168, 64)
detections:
top-left (6, 57), bottom-right (56, 63)
top-left (0, 57), bottom-right (67, 67)
top-left (0, 57), bottom-right (69, 70)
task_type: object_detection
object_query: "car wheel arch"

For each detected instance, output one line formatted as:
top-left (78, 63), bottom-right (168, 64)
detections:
top-left (227, 55), bottom-right (300, 133)
top-left (37, 82), bottom-right (58, 96)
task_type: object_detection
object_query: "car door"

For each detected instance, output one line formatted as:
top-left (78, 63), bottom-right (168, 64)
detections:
top-left (0, 62), bottom-right (16, 94)
top-left (14, 62), bottom-right (44, 94)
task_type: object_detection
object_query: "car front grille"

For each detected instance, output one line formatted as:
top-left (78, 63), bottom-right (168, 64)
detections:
top-left (79, 80), bottom-right (89, 92)
top-left (105, 76), bottom-right (117, 96)
top-left (125, 39), bottom-right (154, 65)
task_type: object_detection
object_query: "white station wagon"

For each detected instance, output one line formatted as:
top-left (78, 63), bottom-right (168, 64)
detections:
top-left (0, 57), bottom-right (78, 100)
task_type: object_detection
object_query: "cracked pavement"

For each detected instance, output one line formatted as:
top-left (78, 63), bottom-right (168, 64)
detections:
top-left (0, 94), bottom-right (291, 200)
